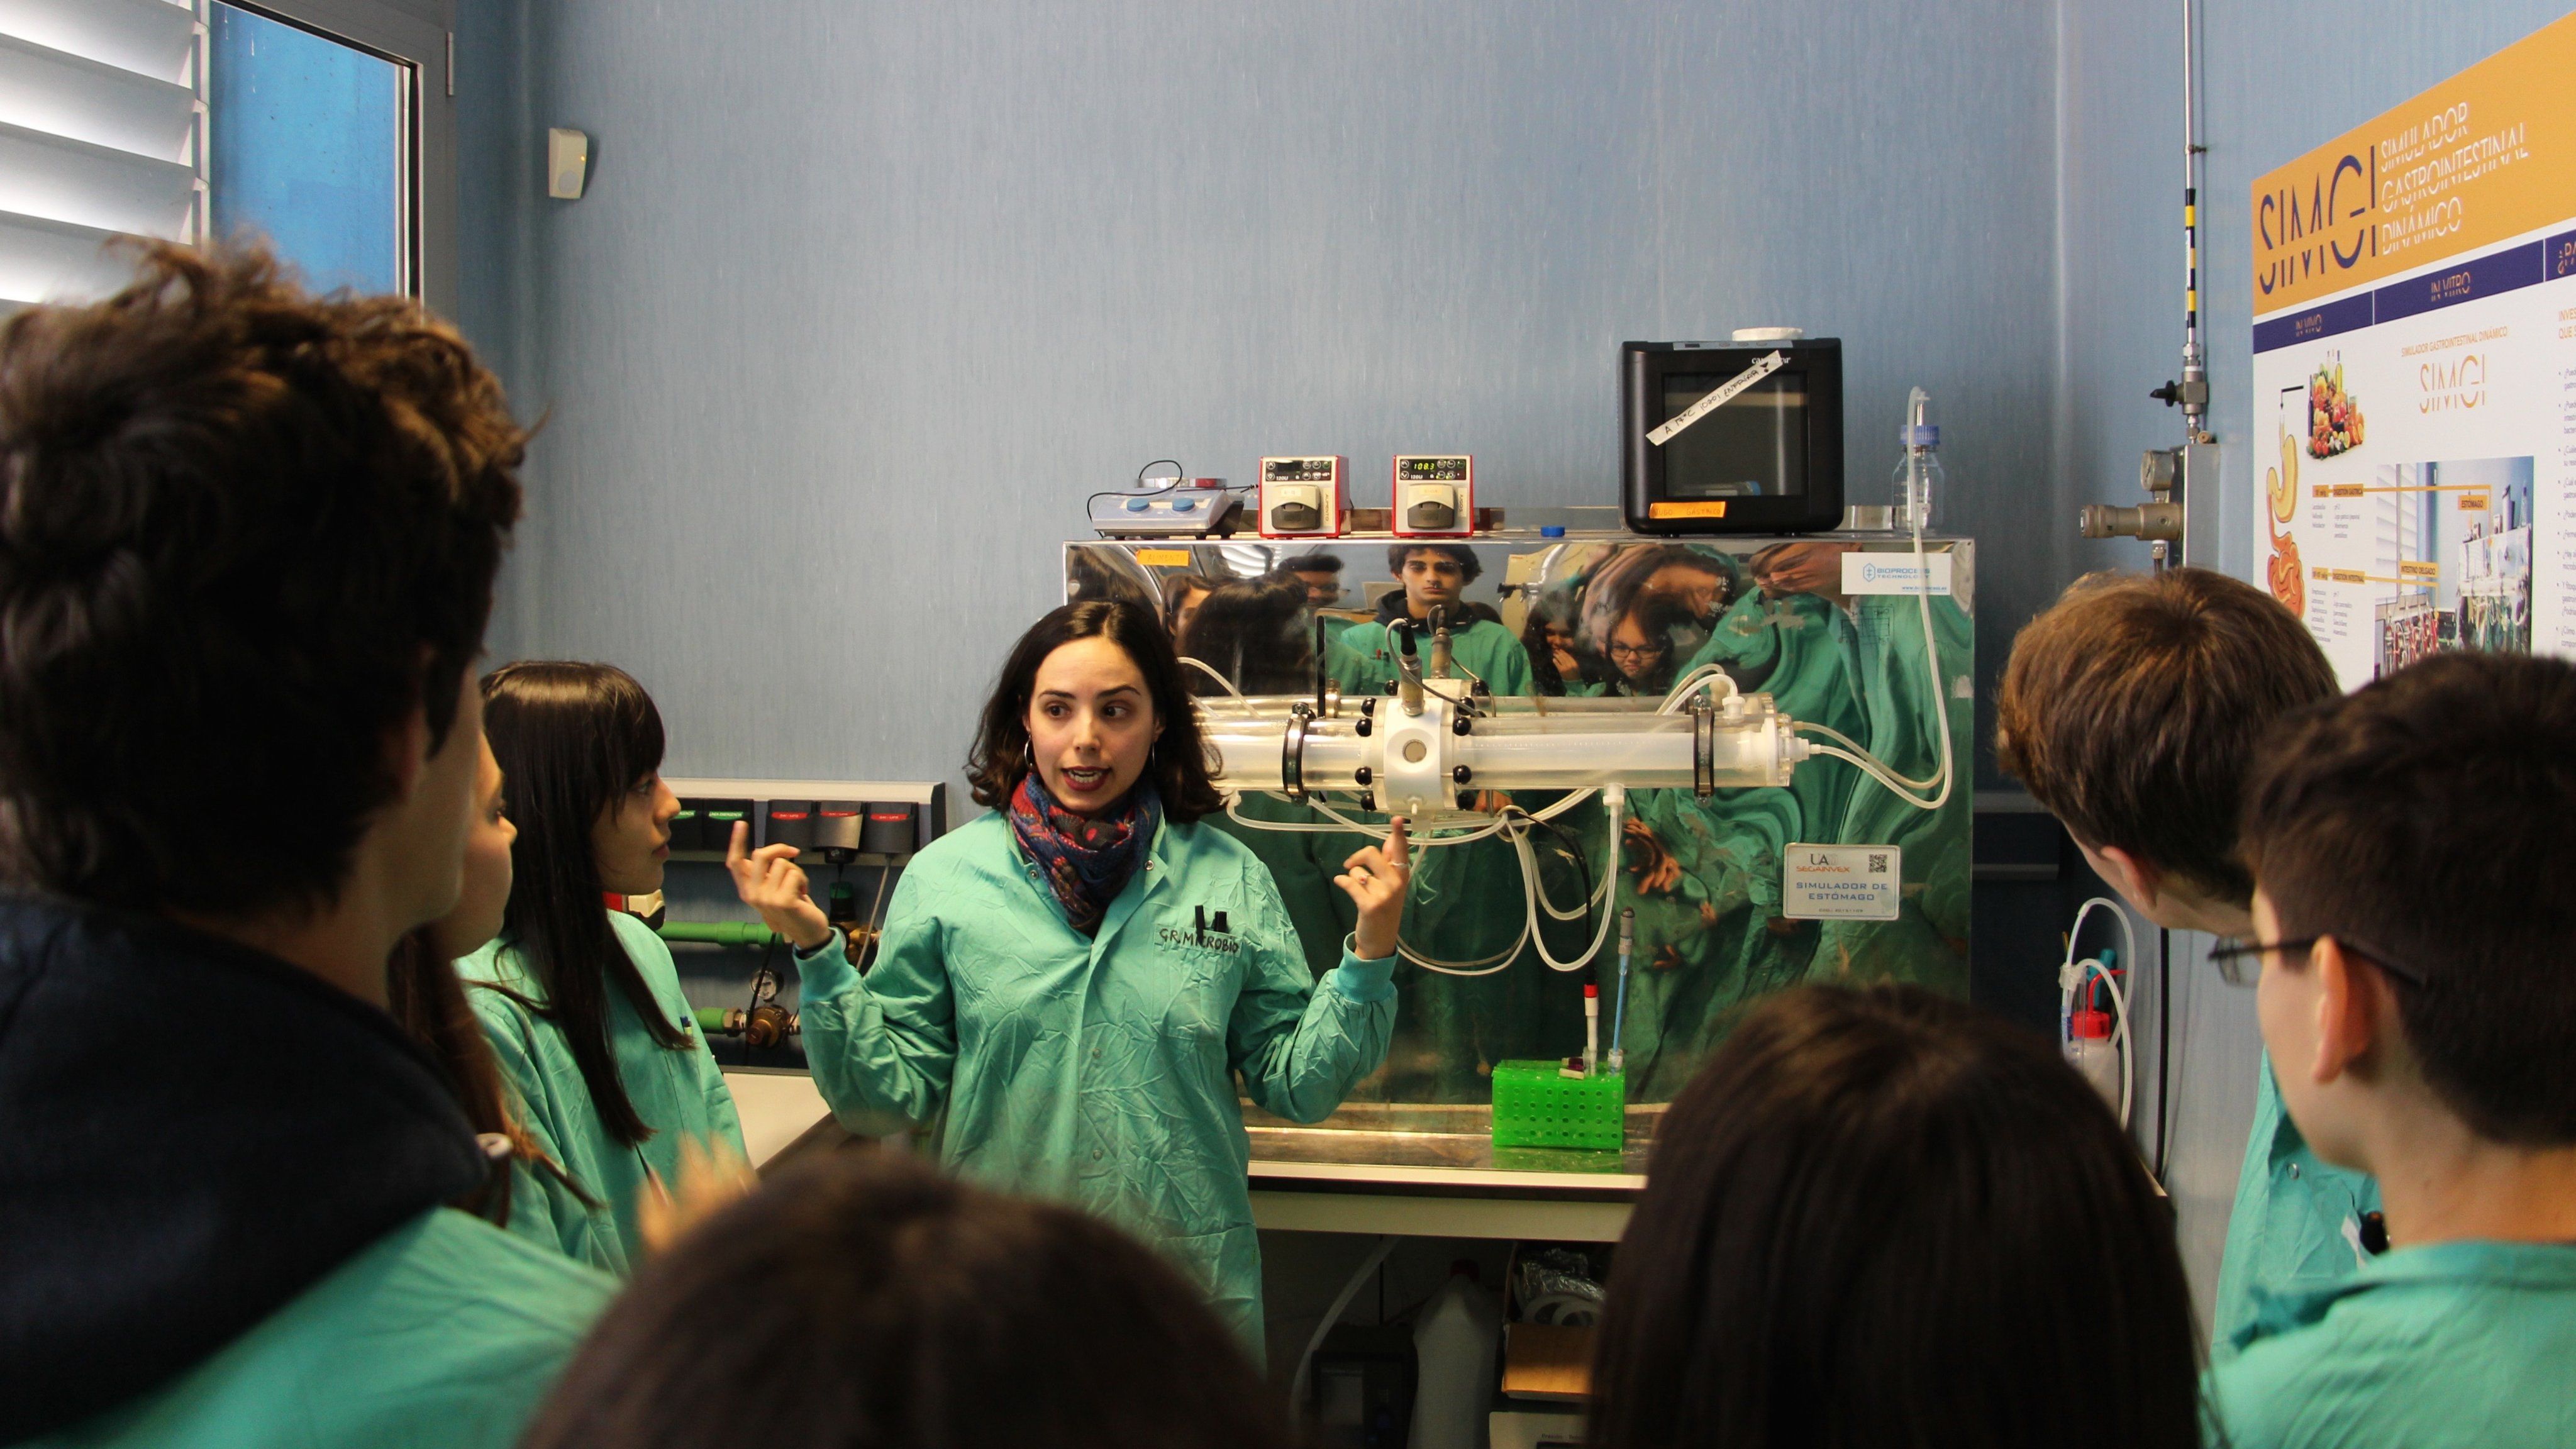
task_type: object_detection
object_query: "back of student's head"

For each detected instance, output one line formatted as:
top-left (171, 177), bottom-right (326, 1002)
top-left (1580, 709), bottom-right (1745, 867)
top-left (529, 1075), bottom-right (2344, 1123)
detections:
top-left (1996, 567), bottom-right (2334, 904)
top-left (523, 1150), bottom-right (1292, 1449)
top-left (1179, 577), bottom-right (1311, 694)
top-left (480, 660), bottom-right (680, 1145)
top-left (1589, 984), bottom-right (2199, 1449)
top-left (0, 242), bottom-right (523, 914)
top-left (2241, 651), bottom-right (2576, 1145)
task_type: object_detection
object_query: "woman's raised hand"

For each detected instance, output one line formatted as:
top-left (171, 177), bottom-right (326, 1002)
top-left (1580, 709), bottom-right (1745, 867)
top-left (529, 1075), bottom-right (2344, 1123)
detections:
top-left (724, 820), bottom-right (836, 952)
top-left (1335, 817), bottom-right (1413, 962)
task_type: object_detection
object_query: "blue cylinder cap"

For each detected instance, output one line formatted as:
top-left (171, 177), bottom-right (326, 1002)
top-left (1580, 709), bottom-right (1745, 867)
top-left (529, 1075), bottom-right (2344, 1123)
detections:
top-left (1900, 423), bottom-right (1940, 448)
top-left (1540, 525), bottom-right (1565, 538)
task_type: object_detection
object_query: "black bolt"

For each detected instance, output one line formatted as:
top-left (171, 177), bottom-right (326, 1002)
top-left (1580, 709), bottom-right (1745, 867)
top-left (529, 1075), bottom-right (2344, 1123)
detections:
top-left (1354, 767), bottom-right (1372, 786)
top-left (1452, 766), bottom-right (1472, 786)
top-left (1452, 714), bottom-right (1473, 735)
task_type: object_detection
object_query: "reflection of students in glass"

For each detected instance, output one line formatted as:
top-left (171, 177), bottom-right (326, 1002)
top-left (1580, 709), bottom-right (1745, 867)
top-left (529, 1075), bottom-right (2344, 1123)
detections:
top-left (1179, 577), bottom-right (1312, 696)
top-left (1519, 591), bottom-right (1589, 696)
top-left (1160, 572), bottom-right (1218, 639)
top-left (1605, 595), bottom-right (1694, 697)
top-left (1324, 545), bottom-right (1533, 695)
top-left (1281, 553), bottom-right (1345, 608)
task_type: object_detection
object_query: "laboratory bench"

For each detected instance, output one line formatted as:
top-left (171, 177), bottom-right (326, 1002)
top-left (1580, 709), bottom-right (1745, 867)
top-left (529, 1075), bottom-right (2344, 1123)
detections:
top-left (728, 1071), bottom-right (1648, 1243)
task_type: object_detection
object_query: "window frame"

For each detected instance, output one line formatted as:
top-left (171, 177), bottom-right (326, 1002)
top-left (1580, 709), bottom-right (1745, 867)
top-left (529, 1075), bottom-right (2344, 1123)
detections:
top-left (204, 0), bottom-right (453, 311)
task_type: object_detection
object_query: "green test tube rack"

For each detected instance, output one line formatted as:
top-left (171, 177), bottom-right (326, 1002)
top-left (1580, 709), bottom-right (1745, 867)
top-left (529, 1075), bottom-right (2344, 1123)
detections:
top-left (1489, 1060), bottom-right (1626, 1152)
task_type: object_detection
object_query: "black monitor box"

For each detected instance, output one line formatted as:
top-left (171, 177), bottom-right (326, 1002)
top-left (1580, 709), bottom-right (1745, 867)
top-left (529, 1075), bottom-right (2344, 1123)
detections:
top-left (1621, 338), bottom-right (1844, 535)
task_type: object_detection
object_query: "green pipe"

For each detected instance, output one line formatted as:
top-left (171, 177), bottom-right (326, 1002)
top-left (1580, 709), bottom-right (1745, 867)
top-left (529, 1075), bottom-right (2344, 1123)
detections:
top-left (693, 1006), bottom-right (735, 1034)
top-left (657, 920), bottom-right (782, 947)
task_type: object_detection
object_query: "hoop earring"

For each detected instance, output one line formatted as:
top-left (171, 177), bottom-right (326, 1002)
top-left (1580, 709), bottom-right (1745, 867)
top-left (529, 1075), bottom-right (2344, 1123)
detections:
top-left (1026, 740), bottom-right (1038, 770)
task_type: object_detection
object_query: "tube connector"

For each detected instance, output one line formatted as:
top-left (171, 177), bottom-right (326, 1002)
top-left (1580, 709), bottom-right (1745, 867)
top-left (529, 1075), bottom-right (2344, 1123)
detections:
top-left (2079, 500), bottom-right (2184, 542)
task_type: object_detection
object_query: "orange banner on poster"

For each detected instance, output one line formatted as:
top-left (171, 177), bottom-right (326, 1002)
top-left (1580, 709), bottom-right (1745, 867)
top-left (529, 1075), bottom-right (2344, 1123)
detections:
top-left (2251, 12), bottom-right (2576, 318)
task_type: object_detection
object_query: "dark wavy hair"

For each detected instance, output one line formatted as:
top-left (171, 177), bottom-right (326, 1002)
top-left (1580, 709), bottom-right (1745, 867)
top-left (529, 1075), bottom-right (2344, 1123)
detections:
top-left (521, 1151), bottom-right (1292, 1449)
top-left (1384, 541), bottom-right (1481, 584)
top-left (480, 662), bottom-right (687, 1148)
top-left (1177, 577), bottom-right (1313, 696)
top-left (967, 601), bottom-right (1224, 821)
top-left (0, 240), bottom-right (523, 914)
top-left (1589, 984), bottom-right (2201, 1449)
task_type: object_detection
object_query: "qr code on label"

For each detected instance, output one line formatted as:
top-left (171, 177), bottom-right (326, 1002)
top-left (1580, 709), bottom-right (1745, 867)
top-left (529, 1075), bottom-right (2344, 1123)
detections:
top-left (1868, 854), bottom-right (1888, 873)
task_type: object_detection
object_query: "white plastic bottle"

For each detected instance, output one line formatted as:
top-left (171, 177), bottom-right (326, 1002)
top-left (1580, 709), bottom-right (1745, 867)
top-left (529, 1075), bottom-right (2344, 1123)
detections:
top-left (1891, 389), bottom-right (1944, 531)
top-left (2064, 1008), bottom-right (2122, 1113)
top-left (1411, 1260), bottom-right (1501, 1449)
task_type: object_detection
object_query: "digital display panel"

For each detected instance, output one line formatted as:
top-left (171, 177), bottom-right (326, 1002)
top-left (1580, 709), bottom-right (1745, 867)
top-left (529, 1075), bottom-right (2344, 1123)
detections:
top-left (1397, 457), bottom-right (1468, 481)
top-left (1263, 458), bottom-right (1335, 482)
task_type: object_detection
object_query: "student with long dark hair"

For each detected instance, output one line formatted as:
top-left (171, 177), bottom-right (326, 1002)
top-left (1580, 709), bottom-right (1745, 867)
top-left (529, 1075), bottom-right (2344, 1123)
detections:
top-left (460, 661), bottom-right (744, 1276)
top-left (387, 728), bottom-right (589, 1226)
top-left (521, 1150), bottom-right (1294, 1449)
top-left (1588, 984), bottom-right (2202, 1449)
top-left (727, 599), bottom-right (1408, 1355)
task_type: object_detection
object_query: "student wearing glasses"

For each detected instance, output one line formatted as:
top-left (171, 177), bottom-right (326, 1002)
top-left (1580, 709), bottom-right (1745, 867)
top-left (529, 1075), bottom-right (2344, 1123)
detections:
top-left (1994, 569), bottom-right (2376, 1359)
top-left (2206, 652), bottom-right (2576, 1447)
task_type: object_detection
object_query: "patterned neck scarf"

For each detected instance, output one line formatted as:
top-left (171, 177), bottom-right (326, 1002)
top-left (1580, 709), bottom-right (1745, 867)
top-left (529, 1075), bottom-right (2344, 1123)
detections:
top-left (1008, 771), bottom-right (1161, 937)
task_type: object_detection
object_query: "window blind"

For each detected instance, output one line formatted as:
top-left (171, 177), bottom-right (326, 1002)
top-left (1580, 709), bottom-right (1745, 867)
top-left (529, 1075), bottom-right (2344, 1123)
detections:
top-left (0, 0), bottom-right (202, 313)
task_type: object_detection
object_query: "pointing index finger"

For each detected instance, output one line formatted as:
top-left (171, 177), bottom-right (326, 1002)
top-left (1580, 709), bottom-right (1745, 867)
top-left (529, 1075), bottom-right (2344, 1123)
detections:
top-left (1384, 816), bottom-right (1411, 869)
top-left (724, 819), bottom-right (752, 871)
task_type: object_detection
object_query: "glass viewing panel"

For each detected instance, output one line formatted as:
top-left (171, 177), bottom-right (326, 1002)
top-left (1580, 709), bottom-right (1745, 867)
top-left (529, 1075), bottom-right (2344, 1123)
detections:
top-left (1068, 534), bottom-right (1975, 1152)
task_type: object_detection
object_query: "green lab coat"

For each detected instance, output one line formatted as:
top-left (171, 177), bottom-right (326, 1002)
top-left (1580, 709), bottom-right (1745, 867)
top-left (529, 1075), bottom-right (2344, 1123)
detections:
top-left (1809, 591), bottom-right (1973, 991)
top-left (794, 812), bottom-right (1397, 1353)
top-left (458, 911), bottom-right (747, 1277)
top-left (2207, 1239), bottom-right (2576, 1448)
top-left (1211, 791), bottom-right (1360, 980)
top-left (2210, 1059), bottom-right (2383, 1362)
top-left (1326, 616), bottom-right (1535, 697)
top-left (36, 1209), bottom-right (612, 1449)
top-left (1688, 587), bottom-right (1869, 848)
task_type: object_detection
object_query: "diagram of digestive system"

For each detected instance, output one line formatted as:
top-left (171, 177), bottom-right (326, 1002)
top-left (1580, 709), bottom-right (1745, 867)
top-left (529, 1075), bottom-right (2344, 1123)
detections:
top-left (2267, 425), bottom-right (2303, 614)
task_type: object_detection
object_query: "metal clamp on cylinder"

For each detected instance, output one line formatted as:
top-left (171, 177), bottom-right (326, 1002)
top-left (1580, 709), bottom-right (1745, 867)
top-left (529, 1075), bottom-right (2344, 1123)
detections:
top-left (1692, 697), bottom-right (1718, 800)
top-left (1280, 702), bottom-right (1313, 802)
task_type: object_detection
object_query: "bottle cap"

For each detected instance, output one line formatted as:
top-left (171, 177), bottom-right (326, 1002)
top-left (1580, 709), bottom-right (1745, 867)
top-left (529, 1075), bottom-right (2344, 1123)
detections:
top-left (1899, 423), bottom-right (1940, 448)
top-left (1540, 525), bottom-right (1565, 538)
top-left (2071, 1008), bottom-right (2112, 1040)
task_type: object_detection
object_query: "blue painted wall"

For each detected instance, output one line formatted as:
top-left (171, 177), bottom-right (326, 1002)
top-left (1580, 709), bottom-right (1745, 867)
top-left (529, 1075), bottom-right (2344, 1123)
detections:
top-left (457, 0), bottom-right (2067, 789)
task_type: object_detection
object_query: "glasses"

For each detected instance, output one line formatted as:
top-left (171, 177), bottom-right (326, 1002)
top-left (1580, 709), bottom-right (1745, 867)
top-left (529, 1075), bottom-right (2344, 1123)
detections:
top-left (1607, 640), bottom-right (1668, 660)
top-left (2206, 935), bottom-right (2430, 990)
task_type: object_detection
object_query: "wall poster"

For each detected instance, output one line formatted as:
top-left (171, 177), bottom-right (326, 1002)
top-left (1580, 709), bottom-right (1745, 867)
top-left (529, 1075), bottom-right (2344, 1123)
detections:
top-left (2249, 13), bottom-right (2576, 687)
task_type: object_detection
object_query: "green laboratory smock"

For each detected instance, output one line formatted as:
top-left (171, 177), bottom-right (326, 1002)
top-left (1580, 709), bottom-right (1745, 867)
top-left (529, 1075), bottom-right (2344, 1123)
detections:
top-left (1688, 589), bottom-right (1868, 845)
top-left (1211, 791), bottom-right (1360, 980)
top-left (458, 910), bottom-right (747, 1277)
top-left (2209, 1058), bottom-right (2383, 1362)
top-left (1810, 591), bottom-right (1973, 991)
top-left (2207, 1239), bottom-right (2576, 1448)
top-left (34, 1209), bottom-right (613, 1449)
top-left (793, 812), bottom-right (1398, 1352)
top-left (1326, 616), bottom-right (1535, 697)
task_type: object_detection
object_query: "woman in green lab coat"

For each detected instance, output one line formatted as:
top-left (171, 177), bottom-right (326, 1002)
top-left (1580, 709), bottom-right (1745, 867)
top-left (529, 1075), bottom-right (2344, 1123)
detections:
top-left (731, 601), bottom-right (1411, 1354)
top-left (458, 663), bottom-right (747, 1277)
